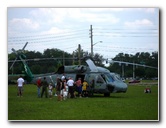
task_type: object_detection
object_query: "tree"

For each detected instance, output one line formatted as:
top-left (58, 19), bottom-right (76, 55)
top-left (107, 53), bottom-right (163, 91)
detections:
top-left (107, 52), bottom-right (158, 79)
top-left (73, 46), bottom-right (104, 66)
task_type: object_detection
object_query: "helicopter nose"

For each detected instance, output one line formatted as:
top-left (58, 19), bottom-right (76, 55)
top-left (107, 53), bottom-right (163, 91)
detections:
top-left (113, 82), bottom-right (128, 93)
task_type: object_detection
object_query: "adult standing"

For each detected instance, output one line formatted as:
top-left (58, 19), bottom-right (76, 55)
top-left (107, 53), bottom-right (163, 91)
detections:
top-left (36, 78), bottom-right (41, 98)
top-left (61, 79), bottom-right (67, 100)
top-left (17, 75), bottom-right (24, 97)
top-left (41, 77), bottom-right (49, 98)
top-left (89, 79), bottom-right (95, 96)
top-left (67, 77), bottom-right (75, 98)
top-left (75, 78), bottom-right (82, 98)
top-left (56, 77), bottom-right (62, 101)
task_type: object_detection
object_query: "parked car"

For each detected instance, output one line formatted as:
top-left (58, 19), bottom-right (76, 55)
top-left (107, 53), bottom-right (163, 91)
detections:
top-left (128, 79), bottom-right (140, 83)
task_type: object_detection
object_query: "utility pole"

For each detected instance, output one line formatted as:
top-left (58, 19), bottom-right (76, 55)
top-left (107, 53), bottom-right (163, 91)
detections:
top-left (133, 61), bottom-right (135, 79)
top-left (90, 25), bottom-right (93, 57)
top-left (122, 64), bottom-right (124, 78)
top-left (63, 51), bottom-right (65, 65)
top-left (78, 44), bottom-right (81, 65)
top-left (72, 51), bottom-right (75, 65)
top-left (90, 25), bottom-right (102, 57)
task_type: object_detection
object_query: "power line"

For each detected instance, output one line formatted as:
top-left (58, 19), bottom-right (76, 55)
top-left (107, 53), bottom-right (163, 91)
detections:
top-left (8, 34), bottom-right (88, 42)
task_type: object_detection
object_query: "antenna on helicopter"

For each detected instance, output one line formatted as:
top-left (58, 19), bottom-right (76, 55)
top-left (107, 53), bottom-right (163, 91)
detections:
top-left (9, 42), bottom-right (28, 70)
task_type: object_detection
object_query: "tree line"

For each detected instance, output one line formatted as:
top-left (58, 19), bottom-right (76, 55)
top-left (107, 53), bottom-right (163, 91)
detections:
top-left (8, 48), bottom-right (158, 79)
top-left (108, 52), bottom-right (158, 79)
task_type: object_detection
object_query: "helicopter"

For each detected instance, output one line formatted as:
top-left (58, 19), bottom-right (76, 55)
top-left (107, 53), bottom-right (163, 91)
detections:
top-left (8, 42), bottom-right (128, 97)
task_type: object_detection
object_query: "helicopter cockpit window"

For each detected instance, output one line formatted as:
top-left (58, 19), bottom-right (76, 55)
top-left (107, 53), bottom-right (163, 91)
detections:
top-left (96, 75), bottom-right (105, 84)
top-left (104, 73), bottom-right (115, 82)
top-left (114, 74), bottom-right (122, 81)
top-left (112, 74), bottom-right (122, 81)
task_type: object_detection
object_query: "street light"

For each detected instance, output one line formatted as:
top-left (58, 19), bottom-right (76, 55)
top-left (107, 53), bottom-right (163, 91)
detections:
top-left (91, 41), bottom-right (102, 57)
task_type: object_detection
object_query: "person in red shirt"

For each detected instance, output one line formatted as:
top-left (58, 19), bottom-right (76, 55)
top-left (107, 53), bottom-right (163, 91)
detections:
top-left (75, 78), bottom-right (82, 98)
top-left (36, 78), bottom-right (41, 97)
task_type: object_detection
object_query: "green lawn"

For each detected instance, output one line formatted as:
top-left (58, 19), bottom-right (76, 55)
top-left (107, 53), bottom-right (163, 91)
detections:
top-left (8, 83), bottom-right (159, 121)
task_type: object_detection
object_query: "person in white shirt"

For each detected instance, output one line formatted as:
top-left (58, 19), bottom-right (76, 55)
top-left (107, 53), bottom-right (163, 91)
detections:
top-left (67, 77), bottom-right (75, 98)
top-left (17, 75), bottom-right (24, 97)
top-left (61, 73), bottom-right (66, 81)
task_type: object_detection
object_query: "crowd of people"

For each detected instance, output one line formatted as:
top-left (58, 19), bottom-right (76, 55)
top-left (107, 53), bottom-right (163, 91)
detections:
top-left (16, 74), bottom-right (94, 100)
top-left (35, 75), bottom-right (94, 101)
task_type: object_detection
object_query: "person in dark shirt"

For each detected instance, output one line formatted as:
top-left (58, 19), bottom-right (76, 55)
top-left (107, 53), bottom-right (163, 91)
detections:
top-left (56, 77), bottom-right (62, 101)
top-left (41, 77), bottom-right (49, 98)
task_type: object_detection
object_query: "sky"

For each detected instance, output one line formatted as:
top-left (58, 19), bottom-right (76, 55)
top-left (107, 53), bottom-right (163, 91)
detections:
top-left (7, 8), bottom-right (159, 59)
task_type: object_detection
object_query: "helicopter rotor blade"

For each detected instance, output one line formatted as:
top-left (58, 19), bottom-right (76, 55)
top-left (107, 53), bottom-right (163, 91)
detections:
top-left (9, 57), bottom-right (17, 70)
top-left (22, 42), bottom-right (28, 51)
top-left (11, 48), bottom-right (18, 55)
top-left (85, 58), bottom-right (98, 72)
top-left (10, 47), bottom-right (19, 70)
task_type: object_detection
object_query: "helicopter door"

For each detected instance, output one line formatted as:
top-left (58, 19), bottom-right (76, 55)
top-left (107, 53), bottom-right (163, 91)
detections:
top-left (76, 74), bottom-right (85, 82)
top-left (94, 75), bottom-right (106, 90)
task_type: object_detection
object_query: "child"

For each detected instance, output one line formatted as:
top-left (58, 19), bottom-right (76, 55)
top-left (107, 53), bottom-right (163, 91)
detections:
top-left (82, 79), bottom-right (88, 97)
top-left (63, 85), bottom-right (68, 100)
top-left (48, 83), bottom-right (53, 99)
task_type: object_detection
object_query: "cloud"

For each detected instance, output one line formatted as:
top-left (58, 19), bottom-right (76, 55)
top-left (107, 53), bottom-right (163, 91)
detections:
top-left (124, 19), bottom-right (153, 27)
top-left (145, 8), bottom-right (156, 13)
top-left (80, 13), bottom-right (119, 23)
top-left (30, 8), bottom-right (120, 25)
top-left (125, 8), bottom-right (156, 13)
top-left (30, 8), bottom-right (67, 24)
top-left (66, 8), bottom-right (120, 24)
top-left (40, 27), bottom-right (69, 35)
top-left (8, 18), bottom-right (40, 32)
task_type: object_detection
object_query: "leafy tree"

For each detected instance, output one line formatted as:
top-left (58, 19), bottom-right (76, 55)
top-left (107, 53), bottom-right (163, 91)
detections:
top-left (107, 52), bottom-right (158, 79)
top-left (31, 65), bottom-right (41, 74)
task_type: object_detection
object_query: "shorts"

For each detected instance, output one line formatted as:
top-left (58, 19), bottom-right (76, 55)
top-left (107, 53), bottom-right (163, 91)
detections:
top-left (77, 86), bottom-right (82, 93)
top-left (63, 91), bottom-right (68, 97)
top-left (18, 87), bottom-right (23, 92)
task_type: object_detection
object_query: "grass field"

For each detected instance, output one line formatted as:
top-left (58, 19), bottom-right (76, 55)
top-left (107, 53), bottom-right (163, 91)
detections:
top-left (8, 82), bottom-right (159, 121)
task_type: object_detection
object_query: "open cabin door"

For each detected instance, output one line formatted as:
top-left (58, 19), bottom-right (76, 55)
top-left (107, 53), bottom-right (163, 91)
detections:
top-left (75, 74), bottom-right (85, 83)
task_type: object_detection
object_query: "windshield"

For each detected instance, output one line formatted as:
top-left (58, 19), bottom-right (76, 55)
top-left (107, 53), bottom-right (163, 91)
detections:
top-left (104, 73), bottom-right (122, 82)
top-left (114, 74), bottom-right (122, 81)
top-left (104, 73), bottom-right (114, 82)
